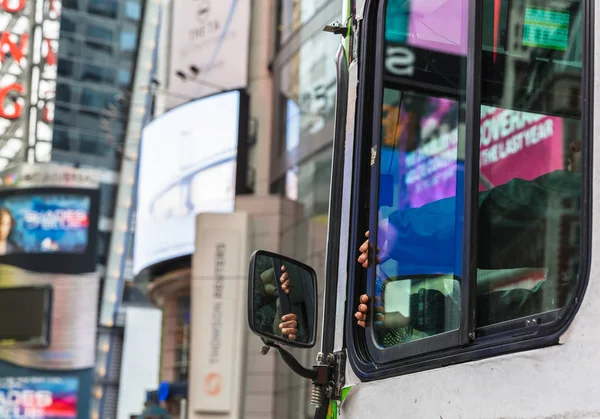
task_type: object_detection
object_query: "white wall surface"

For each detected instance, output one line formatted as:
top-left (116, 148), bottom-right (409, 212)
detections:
top-left (116, 306), bottom-right (163, 419)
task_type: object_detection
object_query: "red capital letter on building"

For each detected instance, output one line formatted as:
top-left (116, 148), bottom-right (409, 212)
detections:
top-left (45, 38), bottom-right (56, 66)
top-left (2, 0), bottom-right (26, 13)
top-left (0, 32), bottom-right (27, 64)
top-left (0, 83), bottom-right (24, 120)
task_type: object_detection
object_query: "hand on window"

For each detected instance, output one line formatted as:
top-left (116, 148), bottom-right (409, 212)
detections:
top-left (279, 313), bottom-right (298, 340)
top-left (280, 265), bottom-right (291, 295)
top-left (358, 231), bottom-right (383, 268)
top-left (354, 294), bottom-right (385, 328)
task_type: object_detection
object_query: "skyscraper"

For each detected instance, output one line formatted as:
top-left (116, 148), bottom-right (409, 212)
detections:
top-left (52, 1), bottom-right (148, 417)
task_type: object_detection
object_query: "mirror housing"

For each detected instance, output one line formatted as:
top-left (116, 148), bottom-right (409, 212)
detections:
top-left (247, 250), bottom-right (318, 348)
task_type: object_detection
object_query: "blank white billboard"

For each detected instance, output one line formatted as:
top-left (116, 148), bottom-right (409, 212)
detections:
top-left (167, 0), bottom-right (251, 109)
top-left (134, 91), bottom-right (240, 275)
top-left (117, 306), bottom-right (163, 419)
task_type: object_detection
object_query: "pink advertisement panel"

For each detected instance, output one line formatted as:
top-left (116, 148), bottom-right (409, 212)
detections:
top-left (401, 104), bottom-right (565, 208)
top-left (479, 107), bottom-right (564, 190)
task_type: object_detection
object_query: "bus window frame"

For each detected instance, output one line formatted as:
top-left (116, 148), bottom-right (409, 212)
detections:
top-left (363, 0), bottom-right (471, 364)
top-left (345, 0), bottom-right (594, 381)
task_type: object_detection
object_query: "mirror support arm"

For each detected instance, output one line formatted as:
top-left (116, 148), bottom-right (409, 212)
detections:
top-left (261, 339), bottom-right (318, 380)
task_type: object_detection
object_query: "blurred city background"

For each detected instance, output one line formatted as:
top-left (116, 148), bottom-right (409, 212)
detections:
top-left (0, 0), bottom-right (339, 418)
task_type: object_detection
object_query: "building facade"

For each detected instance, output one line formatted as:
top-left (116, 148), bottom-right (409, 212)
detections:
top-left (52, 1), bottom-right (148, 417)
top-left (141, 1), bottom-right (344, 418)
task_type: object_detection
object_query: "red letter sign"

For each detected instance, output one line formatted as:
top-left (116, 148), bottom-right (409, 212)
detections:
top-left (0, 83), bottom-right (24, 119)
top-left (0, 32), bottom-right (27, 64)
top-left (2, 0), bottom-right (26, 13)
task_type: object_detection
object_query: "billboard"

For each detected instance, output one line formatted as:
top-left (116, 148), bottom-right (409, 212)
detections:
top-left (381, 93), bottom-right (566, 210)
top-left (0, 194), bottom-right (90, 255)
top-left (0, 376), bottom-right (78, 419)
top-left (0, 0), bottom-right (61, 168)
top-left (167, 0), bottom-right (251, 109)
top-left (0, 188), bottom-right (99, 274)
top-left (134, 90), bottom-right (244, 275)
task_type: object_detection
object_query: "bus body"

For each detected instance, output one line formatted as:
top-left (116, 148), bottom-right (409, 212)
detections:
top-left (249, 0), bottom-right (599, 417)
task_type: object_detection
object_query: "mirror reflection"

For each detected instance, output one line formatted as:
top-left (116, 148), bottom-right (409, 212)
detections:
top-left (251, 253), bottom-right (316, 345)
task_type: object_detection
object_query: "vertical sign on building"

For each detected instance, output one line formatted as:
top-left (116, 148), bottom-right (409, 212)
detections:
top-left (0, 0), bottom-right (31, 168)
top-left (0, 0), bottom-right (60, 170)
top-left (189, 213), bottom-right (249, 417)
top-left (31, 0), bottom-right (61, 163)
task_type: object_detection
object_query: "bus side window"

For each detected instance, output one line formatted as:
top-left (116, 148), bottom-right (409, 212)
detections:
top-left (360, 0), bottom-right (586, 363)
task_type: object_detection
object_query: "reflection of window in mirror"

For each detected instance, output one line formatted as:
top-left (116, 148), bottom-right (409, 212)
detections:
top-left (369, 0), bottom-right (583, 352)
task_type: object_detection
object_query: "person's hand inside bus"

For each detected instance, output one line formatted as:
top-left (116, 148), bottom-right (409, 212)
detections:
top-left (279, 313), bottom-right (298, 340)
top-left (280, 265), bottom-right (291, 295)
top-left (357, 231), bottom-right (381, 268)
top-left (355, 294), bottom-right (410, 329)
top-left (354, 294), bottom-right (384, 328)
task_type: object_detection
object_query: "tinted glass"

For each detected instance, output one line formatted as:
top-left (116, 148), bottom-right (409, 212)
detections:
top-left (279, 25), bottom-right (338, 156)
top-left (475, 0), bottom-right (582, 330)
top-left (81, 87), bottom-right (114, 110)
top-left (82, 64), bottom-right (116, 84)
top-left (124, 1), bottom-right (141, 20)
top-left (369, 0), bottom-right (468, 348)
top-left (367, 0), bottom-right (584, 354)
top-left (85, 24), bottom-right (113, 42)
top-left (120, 31), bottom-right (137, 52)
top-left (88, 0), bottom-right (118, 18)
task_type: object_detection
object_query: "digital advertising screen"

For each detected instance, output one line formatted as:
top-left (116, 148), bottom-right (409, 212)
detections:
top-left (0, 194), bottom-right (90, 256)
top-left (0, 376), bottom-right (78, 419)
top-left (0, 188), bottom-right (99, 274)
top-left (134, 90), bottom-right (247, 275)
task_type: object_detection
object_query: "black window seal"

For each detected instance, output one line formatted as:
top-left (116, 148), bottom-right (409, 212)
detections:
top-left (346, 0), bottom-right (594, 381)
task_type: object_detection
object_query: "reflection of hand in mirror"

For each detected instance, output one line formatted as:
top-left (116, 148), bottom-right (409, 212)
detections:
top-left (280, 265), bottom-right (291, 295)
top-left (279, 313), bottom-right (298, 340)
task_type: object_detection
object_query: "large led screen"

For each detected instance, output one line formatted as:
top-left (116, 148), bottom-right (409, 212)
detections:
top-left (0, 187), bottom-right (99, 274)
top-left (0, 376), bottom-right (78, 418)
top-left (0, 195), bottom-right (90, 255)
top-left (134, 90), bottom-right (242, 274)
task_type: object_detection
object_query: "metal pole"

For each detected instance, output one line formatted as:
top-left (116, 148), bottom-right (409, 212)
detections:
top-left (179, 398), bottom-right (187, 419)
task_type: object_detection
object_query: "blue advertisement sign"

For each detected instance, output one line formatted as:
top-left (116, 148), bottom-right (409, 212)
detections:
top-left (0, 194), bottom-right (90, 256)
top-left (0, 376), bottom-right (78, 418)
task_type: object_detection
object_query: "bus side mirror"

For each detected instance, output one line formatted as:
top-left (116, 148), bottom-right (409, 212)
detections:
top-left (247, 250), bottom-right (318, 348)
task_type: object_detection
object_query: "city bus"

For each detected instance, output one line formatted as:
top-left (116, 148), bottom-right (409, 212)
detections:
top-left (247, 0), bottom-right (596, 418)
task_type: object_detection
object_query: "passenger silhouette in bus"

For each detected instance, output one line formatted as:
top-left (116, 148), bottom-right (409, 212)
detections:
top-left (355, 141), bottom-right (582, 343)
top-left (0, 207), bottom-right (19, 256)
top-left (254, 264), bottom-right (299, 340)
